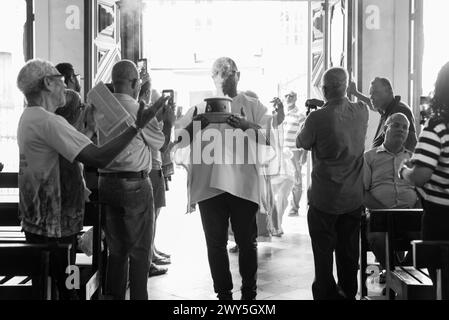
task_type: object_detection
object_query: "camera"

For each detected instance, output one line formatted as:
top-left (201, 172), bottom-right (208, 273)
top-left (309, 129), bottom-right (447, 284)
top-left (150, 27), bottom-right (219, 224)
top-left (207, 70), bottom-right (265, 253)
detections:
top-left (270, 97), bottom-right (283, 113)
top-left (305, 98), bottom-right (324, 116)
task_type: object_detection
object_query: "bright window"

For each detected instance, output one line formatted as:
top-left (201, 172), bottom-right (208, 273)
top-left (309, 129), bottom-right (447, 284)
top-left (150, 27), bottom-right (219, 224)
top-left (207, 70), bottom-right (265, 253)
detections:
top-left (0, 0), bottom-right (27, 173)
top-left (142, 0), bottom-right (309, 112)
top-left (422, 0), bottom-right (449, 96)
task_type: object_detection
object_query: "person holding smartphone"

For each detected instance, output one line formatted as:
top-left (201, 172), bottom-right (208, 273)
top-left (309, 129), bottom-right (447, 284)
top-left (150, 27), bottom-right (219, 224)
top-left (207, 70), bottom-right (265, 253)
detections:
top-left (138, 73), bottom-right (176, 277)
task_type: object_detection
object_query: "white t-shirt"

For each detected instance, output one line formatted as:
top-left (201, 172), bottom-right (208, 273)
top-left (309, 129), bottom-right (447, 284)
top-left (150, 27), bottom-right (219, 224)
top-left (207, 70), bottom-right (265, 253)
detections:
top-left (17, 107), bottom-right (92, 237)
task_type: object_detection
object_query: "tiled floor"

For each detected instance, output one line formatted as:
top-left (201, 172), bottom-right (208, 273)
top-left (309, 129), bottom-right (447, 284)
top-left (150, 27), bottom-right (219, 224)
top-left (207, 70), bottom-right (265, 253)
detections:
top-left (144, 168), bottom-right (385, 300)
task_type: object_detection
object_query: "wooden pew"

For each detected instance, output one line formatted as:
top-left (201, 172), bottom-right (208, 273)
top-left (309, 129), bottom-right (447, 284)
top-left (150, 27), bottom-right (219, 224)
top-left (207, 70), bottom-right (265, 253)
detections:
top-left (412, 240), bottom-right (449, 300)
top-left (367, 209), bottom-right (434, 300)
top-left (0, 243), bottom-right (71, 300)
top-left (0, 172), bottom-right (106, 300)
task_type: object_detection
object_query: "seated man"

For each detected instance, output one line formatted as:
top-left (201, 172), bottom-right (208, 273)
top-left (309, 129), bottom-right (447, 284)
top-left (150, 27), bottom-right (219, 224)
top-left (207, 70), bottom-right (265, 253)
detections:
top-left (363, 112), bottom-right (420, 282)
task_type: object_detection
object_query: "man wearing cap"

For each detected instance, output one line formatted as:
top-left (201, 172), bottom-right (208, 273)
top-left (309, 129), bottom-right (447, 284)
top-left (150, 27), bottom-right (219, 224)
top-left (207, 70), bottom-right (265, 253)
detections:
top-left (16, 58), bottom-right (167, 299)
top-left (56, 62), bottom-right (81, 93)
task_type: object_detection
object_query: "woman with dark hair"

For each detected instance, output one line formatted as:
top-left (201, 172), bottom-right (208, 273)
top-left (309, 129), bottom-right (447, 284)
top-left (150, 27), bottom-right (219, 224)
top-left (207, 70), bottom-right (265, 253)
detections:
top-left (399, 61), bottom-right (449, 299)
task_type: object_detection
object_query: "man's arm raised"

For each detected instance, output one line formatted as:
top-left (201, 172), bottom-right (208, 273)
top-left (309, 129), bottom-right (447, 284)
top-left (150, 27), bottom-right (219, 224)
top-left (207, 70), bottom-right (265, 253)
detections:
top-left (76, 96), bottom-right (169, 168)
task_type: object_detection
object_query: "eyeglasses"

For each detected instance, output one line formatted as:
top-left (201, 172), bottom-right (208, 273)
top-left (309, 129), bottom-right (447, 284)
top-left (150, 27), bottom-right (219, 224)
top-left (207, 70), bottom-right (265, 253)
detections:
top-left (46, 74), bottom-right (65, 81)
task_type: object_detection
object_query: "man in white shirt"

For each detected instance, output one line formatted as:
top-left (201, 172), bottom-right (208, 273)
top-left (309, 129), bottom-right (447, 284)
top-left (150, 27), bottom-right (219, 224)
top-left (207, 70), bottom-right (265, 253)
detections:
top-left (282, 91), bottom-right (307, 217)
top-left (16, 58), bottom-right (166, 299)
top-left (176, 57), bottom-right (272, 300)
top-left (97, 60), bottom-right (167, 300)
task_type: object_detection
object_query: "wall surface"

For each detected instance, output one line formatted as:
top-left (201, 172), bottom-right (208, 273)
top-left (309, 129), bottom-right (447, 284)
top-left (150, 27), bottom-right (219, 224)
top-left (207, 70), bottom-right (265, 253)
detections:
top-left (361, 0), bottom-right (410, 150)
top-left (35, 0), bottom-right (85, 97)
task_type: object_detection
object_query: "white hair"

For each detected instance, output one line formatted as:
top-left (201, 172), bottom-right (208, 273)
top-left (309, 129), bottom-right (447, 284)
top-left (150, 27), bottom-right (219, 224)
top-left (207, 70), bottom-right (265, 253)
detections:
top-left (17, 59), bottom-right (59, 98)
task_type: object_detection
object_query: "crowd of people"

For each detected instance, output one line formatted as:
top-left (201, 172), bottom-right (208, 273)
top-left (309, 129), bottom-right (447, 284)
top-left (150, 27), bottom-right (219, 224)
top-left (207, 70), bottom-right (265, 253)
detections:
top-left (12, 53), bottom-right (449, 300)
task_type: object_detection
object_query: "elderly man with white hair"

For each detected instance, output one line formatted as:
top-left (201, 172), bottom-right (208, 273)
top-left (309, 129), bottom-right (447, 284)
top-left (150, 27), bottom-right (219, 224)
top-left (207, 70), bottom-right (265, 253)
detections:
top-left (16, 59), bottom-right (167, 299)
top-left (296, 67), bottom-right (369, 300)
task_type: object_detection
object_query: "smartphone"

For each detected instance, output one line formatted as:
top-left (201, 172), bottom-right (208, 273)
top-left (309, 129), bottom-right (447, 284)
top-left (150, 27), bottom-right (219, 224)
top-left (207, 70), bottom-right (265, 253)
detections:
top-left (162, 89), bottom-right (175, 106)
top-left (137, 58), bottom-right (148, 78)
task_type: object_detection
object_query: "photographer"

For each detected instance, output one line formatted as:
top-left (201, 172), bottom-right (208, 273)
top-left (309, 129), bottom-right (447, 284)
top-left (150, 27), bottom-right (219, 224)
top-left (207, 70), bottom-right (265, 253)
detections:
top-left (296, 67), bottom-right (369, 300)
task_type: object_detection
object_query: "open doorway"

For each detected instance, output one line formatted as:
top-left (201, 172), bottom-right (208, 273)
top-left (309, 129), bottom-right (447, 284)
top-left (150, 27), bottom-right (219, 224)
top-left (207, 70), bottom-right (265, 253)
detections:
top-left (422, 0), bottom-right (449, 96)
top-left (142, 0), bottom-right (311, 110)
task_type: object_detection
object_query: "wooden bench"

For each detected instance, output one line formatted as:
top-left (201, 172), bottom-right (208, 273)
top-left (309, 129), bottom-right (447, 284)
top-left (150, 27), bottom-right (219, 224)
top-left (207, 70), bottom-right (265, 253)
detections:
top-left (367, 209), bottom-right (434, 300)
top-left (0, 172), bottom-right (106, 300)
top-left (412, 240), bottom-right (449, 300)
top-left (0, 243), bottom-right (71, 300)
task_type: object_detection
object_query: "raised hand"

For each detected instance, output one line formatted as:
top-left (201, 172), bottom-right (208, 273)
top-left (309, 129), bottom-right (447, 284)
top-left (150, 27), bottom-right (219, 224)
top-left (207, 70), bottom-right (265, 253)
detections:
top-left (162, 103), bottom-right (176, 126)
top-left (347, 80), bottom-right (358, 96)
top-left (135, 96), bottom-right (169, 129)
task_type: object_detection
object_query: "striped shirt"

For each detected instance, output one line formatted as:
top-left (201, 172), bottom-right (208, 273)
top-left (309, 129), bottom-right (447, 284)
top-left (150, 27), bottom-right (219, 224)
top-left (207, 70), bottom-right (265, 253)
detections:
top-left (283, 105), bottom-right (306, 149)
top-left (411, 118), bottom-right (449, 206)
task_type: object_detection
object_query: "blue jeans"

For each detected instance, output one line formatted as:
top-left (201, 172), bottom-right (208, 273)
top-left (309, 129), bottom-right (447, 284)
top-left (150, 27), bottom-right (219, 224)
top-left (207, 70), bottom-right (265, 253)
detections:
top-left (99, 176), bottom-right (154, 300)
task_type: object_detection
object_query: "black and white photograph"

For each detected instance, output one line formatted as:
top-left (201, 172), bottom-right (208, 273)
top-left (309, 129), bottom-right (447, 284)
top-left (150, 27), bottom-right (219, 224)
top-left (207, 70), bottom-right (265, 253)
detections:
top-left (1, 0), bottom-right (449, 311)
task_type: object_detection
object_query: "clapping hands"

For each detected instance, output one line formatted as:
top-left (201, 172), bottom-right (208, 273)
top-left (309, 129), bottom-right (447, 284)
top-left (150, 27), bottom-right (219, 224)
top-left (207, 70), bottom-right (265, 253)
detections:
top-left (135, 95), bottom-right (170, 129)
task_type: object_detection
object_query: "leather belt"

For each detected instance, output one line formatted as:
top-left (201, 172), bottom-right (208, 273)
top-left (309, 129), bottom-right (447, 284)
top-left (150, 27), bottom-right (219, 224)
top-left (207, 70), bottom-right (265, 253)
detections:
top-left (99, 170), bottom-right (149, 179)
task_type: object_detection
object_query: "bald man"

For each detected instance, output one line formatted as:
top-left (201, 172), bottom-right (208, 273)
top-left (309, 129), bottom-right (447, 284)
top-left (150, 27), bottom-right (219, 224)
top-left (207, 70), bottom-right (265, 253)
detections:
top-left (97, 59), bottom-right (166, 300)
top-left (364, 113), bottom-right (420, 280)
top-left (297, 67), bottom-right (369, 300)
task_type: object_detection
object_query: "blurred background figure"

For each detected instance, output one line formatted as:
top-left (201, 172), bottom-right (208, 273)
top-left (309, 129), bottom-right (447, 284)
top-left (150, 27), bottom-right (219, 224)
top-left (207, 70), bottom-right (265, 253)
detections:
top-left (56, 62), bottom-right (81, 93)
top-left (138, 74), bottom-right (175, 278)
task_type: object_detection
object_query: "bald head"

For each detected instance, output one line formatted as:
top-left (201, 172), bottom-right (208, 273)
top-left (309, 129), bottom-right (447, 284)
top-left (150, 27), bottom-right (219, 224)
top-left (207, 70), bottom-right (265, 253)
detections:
top-left (112, 60), bottom-right (140, 98)
top-left (386, 113), bottom-right (409, 128)
top-left (322, 67), bottom-right (348, 100)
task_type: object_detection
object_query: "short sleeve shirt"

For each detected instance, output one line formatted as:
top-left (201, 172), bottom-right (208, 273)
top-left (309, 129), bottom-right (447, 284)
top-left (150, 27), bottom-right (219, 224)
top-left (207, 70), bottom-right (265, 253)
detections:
top-left (17, 107), bottom-right (92, 237)
top-left (364, 145), bottom-right (417, 208)
top-left (411, 118), bottom-right (449, 206)
top-left (297, 97), bottom-right (369, 214)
